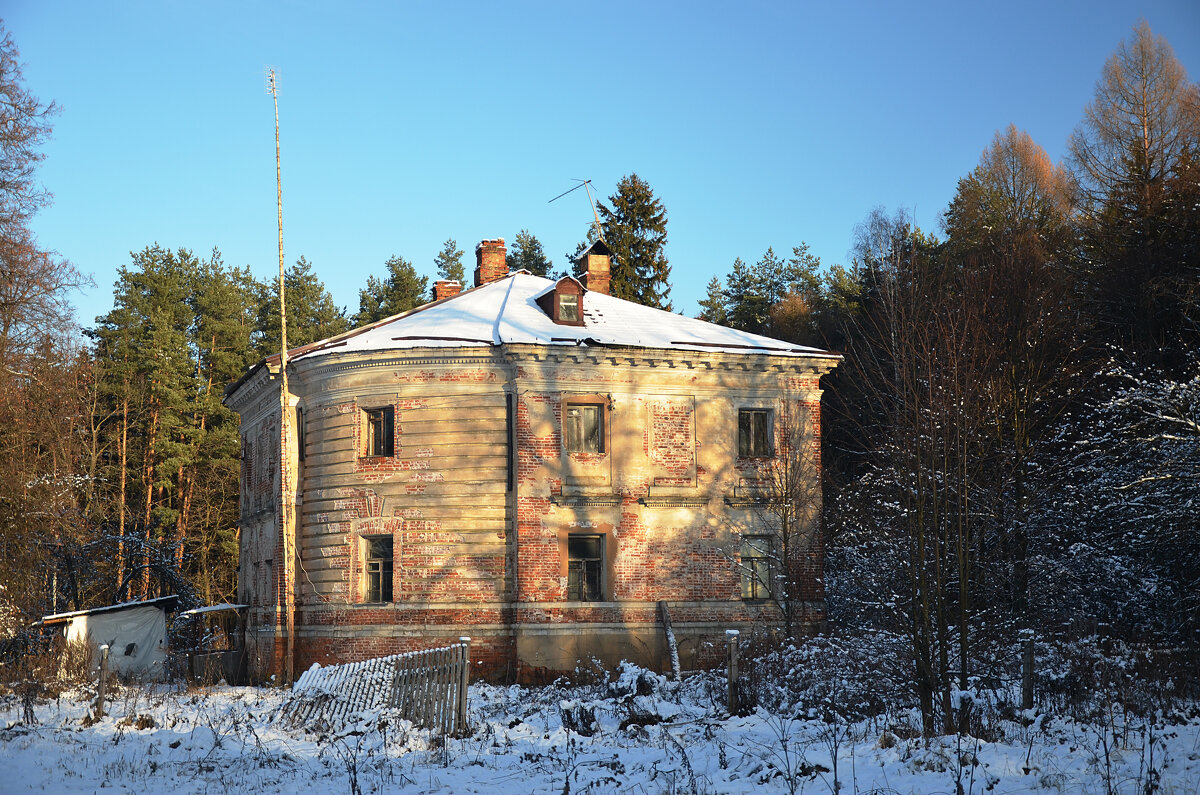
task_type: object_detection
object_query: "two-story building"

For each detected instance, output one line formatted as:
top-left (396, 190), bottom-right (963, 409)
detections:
top-left (225, 238), bottom-right (840, 681)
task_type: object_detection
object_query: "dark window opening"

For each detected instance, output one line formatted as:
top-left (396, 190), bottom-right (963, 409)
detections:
top-left (565, 403), bottom-right (604, 453)
top-left (365, 536), bottom-right (393, 603)
top-left (558, 293), bottom-right (579, 323)
top-left (738, 409), bottom-right (772, 457)
top-left (365, 406), bottom-right (395, 457)
top-left (567, 534), bottom-right (604, 601)
top-left (741, 536), bottom-right (771, 600)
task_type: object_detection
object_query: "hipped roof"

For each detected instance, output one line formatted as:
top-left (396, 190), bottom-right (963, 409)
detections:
top-left (293, 272), bottom-right (835, 361)
top-left (228, 273), bottom-right (838, 398)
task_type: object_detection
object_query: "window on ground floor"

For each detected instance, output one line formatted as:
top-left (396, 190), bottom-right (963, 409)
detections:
top-left (740, 535), bottom-right (772, 600)
top-left (364, 535), bottom-right (394, 603)
top-left (567, 534), bottom-right (604, 601)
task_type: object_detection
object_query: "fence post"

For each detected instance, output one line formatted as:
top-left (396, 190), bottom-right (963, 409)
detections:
top-left (457, 636), bottom-right (471, 735)
top-left (725, 629), bottom-right (740, 715)
top-left (94, 644), bottom-right (110, 718)
top-left (1021, 634), bottom-right (1035, 711)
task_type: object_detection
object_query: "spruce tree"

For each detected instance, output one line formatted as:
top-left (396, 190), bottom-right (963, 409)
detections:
top-left (354, 255), bottom-right (428, 325)
top-left (596, 174), bottom-right (672, 309)
top-left (433, 238), bottom-right (466, 285)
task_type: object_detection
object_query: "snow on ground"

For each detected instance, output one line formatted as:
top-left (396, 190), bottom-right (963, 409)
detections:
top-left (2, 663), bottom-right (1199, 794)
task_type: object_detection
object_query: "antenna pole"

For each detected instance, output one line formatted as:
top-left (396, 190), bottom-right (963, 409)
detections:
top-left (548, 179), bottom-right (606, 244)
top-left (268, 68), bottom-right (295, 685)
top-left (582, 180), bottom-right (606, 244)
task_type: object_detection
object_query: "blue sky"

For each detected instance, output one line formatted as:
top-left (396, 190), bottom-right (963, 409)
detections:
top-left (6, 1), bottom-right (1199, 328)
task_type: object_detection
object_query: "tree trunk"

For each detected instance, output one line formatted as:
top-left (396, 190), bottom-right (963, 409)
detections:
top-left (140, 404), bottom-right (159, 599)
top-left (116, 392), bottom-right (129, 595)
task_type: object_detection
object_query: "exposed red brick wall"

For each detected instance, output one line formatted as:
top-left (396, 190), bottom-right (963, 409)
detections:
top-left (242, 354), bottom-right (833, 683)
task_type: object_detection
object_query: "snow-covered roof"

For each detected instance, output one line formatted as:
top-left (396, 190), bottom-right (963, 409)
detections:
top-left (178, 603), bottom-right (248, 619)
top-left (38, 595), bottom-right (179, 626)
top-left (288, 273), bottom-right (838, 363)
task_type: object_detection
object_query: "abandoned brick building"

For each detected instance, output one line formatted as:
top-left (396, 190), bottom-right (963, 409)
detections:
top-left (225, 238), bottom-right (840, 681)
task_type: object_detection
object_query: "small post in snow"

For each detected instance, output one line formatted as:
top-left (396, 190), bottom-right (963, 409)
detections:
top-left (726, 629), bottom-right (740, 715)
top-left (456, 636), bottom-right (471, 735)
top-left (95, 644), bottom-right (110, 718)
top-left (1021, 633), bottom-right (1035, 711)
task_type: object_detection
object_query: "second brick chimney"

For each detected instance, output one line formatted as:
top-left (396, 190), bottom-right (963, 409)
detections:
top-left (474, 238), bottom-right (508, 286)
top-left (432, 280), bottom-right (462, 301)
top-left (577, 240), bottom-right (612, 295)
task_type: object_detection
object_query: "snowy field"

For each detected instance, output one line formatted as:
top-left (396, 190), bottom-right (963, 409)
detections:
top-left (2, 663), bottom-right (1198, 794)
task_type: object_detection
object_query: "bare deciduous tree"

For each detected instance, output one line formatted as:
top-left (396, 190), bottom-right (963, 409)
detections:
top-left (1069, 20), bottom-right (1199, 211)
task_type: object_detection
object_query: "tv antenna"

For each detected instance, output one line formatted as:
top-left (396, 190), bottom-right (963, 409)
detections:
top-left (549, 179), bottom-right (606, 244)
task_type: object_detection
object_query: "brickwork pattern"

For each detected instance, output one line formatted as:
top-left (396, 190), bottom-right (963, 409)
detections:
top-left (238, 348), bottom-right (834, 681)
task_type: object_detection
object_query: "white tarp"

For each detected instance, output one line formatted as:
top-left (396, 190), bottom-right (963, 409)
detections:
top-left (64, 604), bottom-right (169, 679)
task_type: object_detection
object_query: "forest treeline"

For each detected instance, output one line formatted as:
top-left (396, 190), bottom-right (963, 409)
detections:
top-left (1, 17), bottom-right (1197, 721)
top-left (699, 22), bottom-right (1198, 733)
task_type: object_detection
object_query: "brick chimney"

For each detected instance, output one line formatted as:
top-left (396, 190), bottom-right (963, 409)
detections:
top-left (473, 238), bottom-right (508, 286)
top-left (432, 280), bottom-right (462, 301)
top-left (577, 240), bottom-right (612, 295)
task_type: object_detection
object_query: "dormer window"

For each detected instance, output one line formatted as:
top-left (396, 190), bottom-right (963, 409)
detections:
top-left (536, 276), bottom-right (586, 326)
top-left (559, 293), bottom-right (579, 323)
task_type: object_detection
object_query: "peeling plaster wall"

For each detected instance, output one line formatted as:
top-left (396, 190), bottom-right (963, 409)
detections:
top-left (231, 345), bottom-right (835, 681)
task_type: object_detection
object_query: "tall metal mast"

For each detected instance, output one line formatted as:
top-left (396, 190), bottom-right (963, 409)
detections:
top-left (268, 68), bottom-right (294, 684)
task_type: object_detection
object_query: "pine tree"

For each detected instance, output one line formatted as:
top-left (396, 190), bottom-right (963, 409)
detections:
top-left (505, 229), bottom-right (552, 277)
top-left (183, 251), bottom-right (258, 600)
top-left (354, 255), bottom-right (428, 325)
top-left (596, 174), bottom-right (672, 309)
top-left (433, 238), bottom-right (466, 285)
top-left (720, 246), bottom-right (822, 336)
top-left (256, 256), bottom-right (349, 356)
top-left (92, 246), bottom-right (201, 598)
top-left (697, 276), bottom-right (728, 325)
top-left (724, 256), bottom-right (768, 333)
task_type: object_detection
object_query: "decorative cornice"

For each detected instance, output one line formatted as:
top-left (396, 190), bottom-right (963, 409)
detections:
top-left (551, 494), bottom-right (624, 507)
top-left (640, 496), bottom-right (711, 508)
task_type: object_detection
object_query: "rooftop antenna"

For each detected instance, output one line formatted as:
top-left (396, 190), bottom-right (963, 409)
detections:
top-left (549, 179), bottom-right (606, 244)
top-left (267, 67), bottom-right (295, 686)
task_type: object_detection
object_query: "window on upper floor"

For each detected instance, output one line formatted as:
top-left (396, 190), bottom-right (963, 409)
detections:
top-left (564, 402), bottom-right (605, 454)
top-left (567, 534), bottom-right (604, 601)
top-left (535, 276), bottom-right (586, 326)
top-left (740, 535), bottom-right (772, 600)
top-left (363, 535), bottom-right (394, 603)
top-left (738, 408), bottom-right (773, 458)
top-left (364, 406), bottom-right (395, 457)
